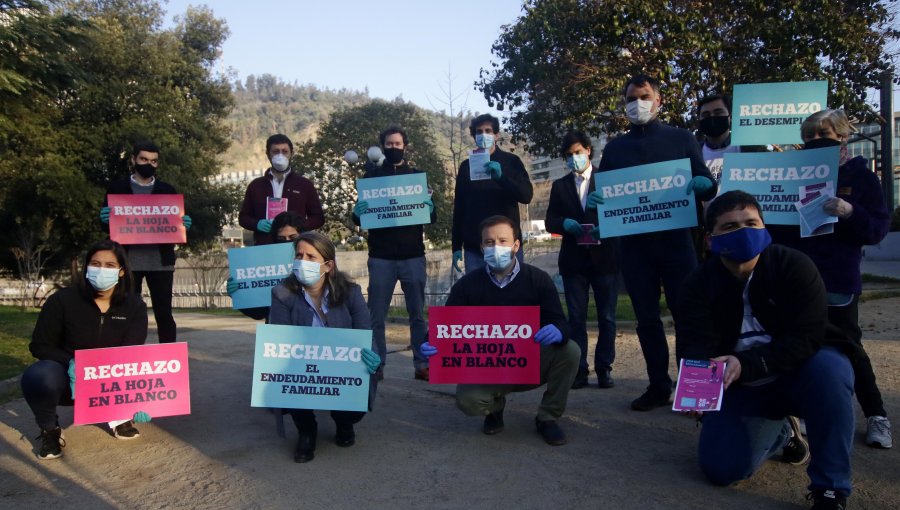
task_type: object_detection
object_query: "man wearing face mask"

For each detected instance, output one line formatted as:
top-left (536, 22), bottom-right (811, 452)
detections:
top-left (420, 215), bottom-right (580, 445)
top-left (352, 126), bottom-right (436, 381)
top-left (697, 94), bottom-right (741, 183)
top-left (101, 141), bottom-right (191, 344)
top-left (239, 133), bottom-right (325, 246)
top-left (545, 131), bottom-right (620, 389)
top-left (769, 110), bottom-right (892, 450)
top-left (452, 114), bottom-right (533, 274)
top-left (592, 74), bottom-right (717, 411)
top-left (677, 190), bottom-right (855, 510)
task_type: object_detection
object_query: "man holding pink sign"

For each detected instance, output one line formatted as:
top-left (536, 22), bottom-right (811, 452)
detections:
top-left (421, 216), bottom-right (579, 446)
top-left (21, 240), bottom-right (150, 459)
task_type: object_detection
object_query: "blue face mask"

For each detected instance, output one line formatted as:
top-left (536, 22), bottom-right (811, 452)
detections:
top-left (483, 245), bottom-right (513, 271)
top-left (475, 133), bottom-right (494, 150)
top-left (566, 154), bottom-right (589, 173)
top-left (710, 227), bottom-right (772, 262)
top-left (292, 259), bottom-right (323, 286)
top-left (86, 266), bottom-right (120, 291)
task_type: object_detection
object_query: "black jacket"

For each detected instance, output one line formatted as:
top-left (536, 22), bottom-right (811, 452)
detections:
top-left (352, 162), bottom-right (436, 260)
top-left (545, 169), bottom-right (619, 276)
top-left (104, 178), bottom-right (179, 266)
top-left (676, 244), bottom-right (828, 383)
top-left (30, 287), bottom-right (148, 366)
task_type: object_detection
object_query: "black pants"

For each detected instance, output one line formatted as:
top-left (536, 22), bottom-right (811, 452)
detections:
top-left (829, 295), bottom-right (887, 417)
top-left (289, 409), bottom-right (365, 434)
top-left (134, 270), bottom-right (176, 343)
top-left (21, 360), bottom-right (73, 430)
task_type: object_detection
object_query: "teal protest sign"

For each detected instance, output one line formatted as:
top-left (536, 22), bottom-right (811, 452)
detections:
top-left (594, 159), bottom-right (697, 238)
top-left (227, 243), bottom-right (294, 309)
top-left (719, 146), bottom-right (839, 225)
top-left (251, 324), bottom-right (371, 412)
top-left (356, 173), bottom-right (430, 229)
top-left (731, 81), bottom-right (828, 145)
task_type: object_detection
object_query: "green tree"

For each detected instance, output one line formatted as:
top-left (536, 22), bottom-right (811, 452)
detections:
top-left (293, 99), bottom-right (453, 243)
top-left (478, 0), bottom-right (900, 155)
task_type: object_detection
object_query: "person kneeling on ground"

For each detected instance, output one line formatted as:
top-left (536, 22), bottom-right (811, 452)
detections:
top-left (269, 231), bottom-right (380, 463)
top-left (677, 191), bottom-right (854, 510)
top-left (22, 240), bottom-right (152, 459)
top-left (421, 215), bottom-right (580, 445)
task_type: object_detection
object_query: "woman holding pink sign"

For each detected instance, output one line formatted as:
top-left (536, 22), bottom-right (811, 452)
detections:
top-left (269, 231), bottom-right (381, 463)
top-left (22, 240), bottom-right (150, 460)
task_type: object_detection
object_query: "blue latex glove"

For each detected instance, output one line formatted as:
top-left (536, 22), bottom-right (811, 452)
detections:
top-left (256, 219), bottom-right (272, 233)
top-left (562, 218), bottom-right (582, 236)
top-left (534, 324), bottom-right (563, 345)
top-left (133, 411), bottom-right (152, 423)
top-left (590, 226), bottom-right (602, 240)
top-left (67, 359), bottom-right (76, 396)
top-left (353, 200), bottom-right (369, 217)
top-left (361, 348), bottom-right (381, 374)
top-left (586, 191), bottom-right (605, 209)
top-left (452, 250), bottom-right (463, 273)
top-left (686, 176), bottom-right (714, 196)
top-left (424, 198), bottom-right (434, 215)
top-left (99, 206), bottom-right (110, 224)
top-left (226, 277), bottom-right (239, 297)
top-left (485, 161), bottom-right (502, 180)
top-left (182, 215), bottom-right (192, 229)
top-left (420, 341), bottom-right (438, 358)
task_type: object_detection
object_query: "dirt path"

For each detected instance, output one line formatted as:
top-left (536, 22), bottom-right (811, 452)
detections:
top-left (2, 299), bottom-right (899, 509)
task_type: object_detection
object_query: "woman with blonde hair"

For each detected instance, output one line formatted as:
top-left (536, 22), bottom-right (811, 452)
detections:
top-left (269, 230), bottom-right (380, 462)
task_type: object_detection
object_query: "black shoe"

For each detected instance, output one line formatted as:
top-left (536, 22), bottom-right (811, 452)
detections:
top-left (113, 421), bottom-right (140, 440)
top-left (414, 367), bottom-right (429, 381)
top-left (483, 411), bottom-right (504, 435)
top-left (571, 369), bottom-right (589, 389)
top-left (535, 418), bottom-right (567, 446)
top-left (631, 388), bottom-right (671, 411)
top-left (37, 427), bottom-right (64, 459)
top-left (596, 368), bottom-right (615, 389)
top-left (294, 433), bottom-right (317, 463)
top-left (335, 424), bottom-right (356, 447)
top-left (807, 490), bottom-right (848, 510)
top-left (781, 416), bottom-right (810, 465)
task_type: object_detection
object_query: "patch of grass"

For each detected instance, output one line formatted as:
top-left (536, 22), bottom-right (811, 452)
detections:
top-left (0, 306), bottom-right (39, 381)
top-left (861, 273), bottom-right (900, 285)
top-left (860, 290), bottom-right (900, 302)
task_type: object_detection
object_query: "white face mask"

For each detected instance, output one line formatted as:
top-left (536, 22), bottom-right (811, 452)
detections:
top-left (86, 266), bottom-right (120, 291)
top-left (567, 154), bottom-right (589, 174)
top-left (626, 99), bottom-right (656, 125)
top-left (292, 259), bottom-right (323, 286)
top-left (271, 154), bottom-right (290, 172)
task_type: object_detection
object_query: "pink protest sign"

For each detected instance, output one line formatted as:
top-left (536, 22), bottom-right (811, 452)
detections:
top-left (266, 197), bottom-right (288, 220)
top-left (73, 343), bottom-right (191, 425)
top-left (672, 359), bottom-right (725, 412)
top-left (108, 194), bottom-right (187, 245)
top-left (428, 306), bottom-right (540, 385)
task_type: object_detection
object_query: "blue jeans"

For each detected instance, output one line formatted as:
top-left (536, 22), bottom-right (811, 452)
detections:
top-left (367, 256), bottom-right (428, 369)
top-left (463, 248), bottom-right (524, 275)
top-left (21, 359), bottom-right (73, 430)
top-left (562, 272), bottom-right (618, 373)
top-left (698, 348), bottom-right (855, 496)
top-left (619, 232), bottom-right (697, 394)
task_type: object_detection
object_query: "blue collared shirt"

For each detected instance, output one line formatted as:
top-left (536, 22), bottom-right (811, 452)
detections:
top-left (302, 288), bottom-right (330, 327)
top-left (485, 257), bottom-right (521, 289)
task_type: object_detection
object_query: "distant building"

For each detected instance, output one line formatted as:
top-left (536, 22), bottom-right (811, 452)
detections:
top-left (846, 112), bottom-right (900, 205)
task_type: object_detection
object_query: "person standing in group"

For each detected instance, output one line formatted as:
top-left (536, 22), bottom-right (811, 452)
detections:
top-left (696, 94), bottom-right (741, 183)
top-left (352, 126), bottom-right (436, 381)
top-left (22, 240), bottom-right (150, 459)
top-left (545, 131), bottom-right (619, 389)
top-left (100, 141), bottom-right (191, 344)
top-left (451, 114), bottom-right (533, 274)
top-left (269, 231), bottom-right (381, 463)
top-left (769, 109), bottom-right (893, 449)
top-left (239, 133), bottom-right (324, 246)
top-left (591, 74), bottom-right (717, 411)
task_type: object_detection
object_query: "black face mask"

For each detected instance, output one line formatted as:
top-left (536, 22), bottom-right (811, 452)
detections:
top-left (383, 147), bottom-right (404, 166)
top-left (802, 138), bottom-right (841, 150)
top-left (134, 163), bottom-right (157, 178)
top-left (699, 116), bottom-right (730, 138)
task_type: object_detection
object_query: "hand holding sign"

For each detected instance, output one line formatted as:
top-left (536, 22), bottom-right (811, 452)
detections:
top-left (133, 411), bottom-right (152, 423)
top-left (361, 348), bottom-right (381, 374)
top-left (586, 191), bottom-right (604, 209)
top-left (423, 198), bottom-right (434, 215)
top-left (685, 176), bottom-right (714, 196)
top-left (534, 324), bottom-right (563, 345)
top-left (823, 197), bottom-right (853, 219)
top-left (563, 219), bottom-right (582, 236)
top-left (68, 359), bottom-right (76, 395)
top-left (182, 215), bottom-right (192, 229)
top-left (100, 207), bottom-right (110, 224)
top-left (353, 200), bottom-right (369, 217)
top-left (485, 161), bottom-right (502, 180)
top-left (421, 341), bottom-right (438, 358)
top-left (256, 219), bottom-right (272, 233)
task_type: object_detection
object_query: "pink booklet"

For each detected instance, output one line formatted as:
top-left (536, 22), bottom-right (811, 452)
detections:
top-left (576, 224), bottom-right (601, 245)
top-left (672, 359), bottom-right (725, 412)
top-left (266, 197), bottom-right (288, 220)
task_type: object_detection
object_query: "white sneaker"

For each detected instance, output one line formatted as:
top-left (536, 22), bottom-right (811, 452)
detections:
top-left (865, 416), bottom-right (892, 449)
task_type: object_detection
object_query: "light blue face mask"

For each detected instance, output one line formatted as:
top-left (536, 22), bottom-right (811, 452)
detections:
top-left (483, 245), bottom-right (513, 271)
top-left (292, 259), bottom-right (323, 286)
top-left (566, 154), bottom-right (589, 173)
top-left (86, 266), bottom-right (120, 291)
top-left (475, 133), bottom-right (495, 150)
